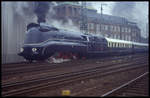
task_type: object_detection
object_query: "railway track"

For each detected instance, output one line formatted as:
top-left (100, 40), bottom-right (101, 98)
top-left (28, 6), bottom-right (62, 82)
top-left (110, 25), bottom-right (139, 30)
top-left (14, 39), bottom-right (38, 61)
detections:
top-left (2, 53), bottom-right (146, 70)
top-left (102, 72), bottom-right (149, 96)
top-left (2, 57), bottom-right (148, 96)
top-left (2, 54), bottom-right (147, 84)
top-left (2, 54), bottom-right (147, 76)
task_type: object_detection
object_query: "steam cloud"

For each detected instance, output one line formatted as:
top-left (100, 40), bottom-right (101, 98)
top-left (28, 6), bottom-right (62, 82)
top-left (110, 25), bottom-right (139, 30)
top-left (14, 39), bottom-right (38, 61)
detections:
top-left (12, 2), bottom-right (81, 33)
top-left (112, 2), bottom-right (148, 38)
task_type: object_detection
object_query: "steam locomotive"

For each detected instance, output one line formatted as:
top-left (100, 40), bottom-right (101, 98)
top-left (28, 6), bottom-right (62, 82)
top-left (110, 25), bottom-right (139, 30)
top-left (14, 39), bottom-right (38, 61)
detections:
top-left (18, 23), bottom-right (148, 62)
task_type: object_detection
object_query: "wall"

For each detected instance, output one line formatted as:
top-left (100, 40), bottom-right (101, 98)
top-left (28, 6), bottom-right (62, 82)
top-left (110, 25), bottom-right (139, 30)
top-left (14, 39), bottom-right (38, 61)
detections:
top-left (2, 2), bottom-right (28, 64)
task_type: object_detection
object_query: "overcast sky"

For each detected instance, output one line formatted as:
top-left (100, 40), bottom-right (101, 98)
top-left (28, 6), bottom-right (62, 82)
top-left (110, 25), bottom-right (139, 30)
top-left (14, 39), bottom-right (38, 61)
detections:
top-left (91, 2), bottom-right (148, 20)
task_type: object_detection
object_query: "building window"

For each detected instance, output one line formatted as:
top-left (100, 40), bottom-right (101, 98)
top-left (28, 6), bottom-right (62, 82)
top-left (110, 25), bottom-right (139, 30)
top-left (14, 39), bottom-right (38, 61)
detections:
top-left (96, 24), bottom-right (100, 32)
top-left (101, 24), bottom-right (104, 30)
top-left (118, 35), bottom-right (120, 39)
top-left (88, 23), bottom-right (94, 30)
top-left (125, 28), bottom-right (128, 32)
top-left (128, 28), bottom-right (131, 33)
top-left (114, 34), bottom-right (116, 39)
top-left (63, 6), bottom-right (66, 15)
top-left (116, 35), bottom-right (118, 39)
top-left (110, 25), bottom-right (113, 31)
top-left (69, 6), bottom-right (72, 16)
top-left (114, 26), bottom-right (117, 31)
top-left (105, 25), bottom-right (108, 31)
top-left (117, 26), bottom-right (120, 32)
top-left (121, 28), bottom-right (124, 32)
top-left (126, 35), bottom-right (128, 40)
top-left (91, 23), bottom-right (94, 30)
top-left (129, 36), bottom-right (131, 41)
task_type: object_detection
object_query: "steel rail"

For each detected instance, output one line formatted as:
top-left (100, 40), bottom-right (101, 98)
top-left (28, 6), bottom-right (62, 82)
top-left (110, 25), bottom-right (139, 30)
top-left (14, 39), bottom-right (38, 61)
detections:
top-left (2, 53), bottom-right (146, 69)
top-left (101, 72), bottom-right (149, 97)
top-left (2, 55), bottom-right (147, 76)
top-left (2, 56), bottom-right (148, 87)
top-left (2, 60), bottom-right (148, 96)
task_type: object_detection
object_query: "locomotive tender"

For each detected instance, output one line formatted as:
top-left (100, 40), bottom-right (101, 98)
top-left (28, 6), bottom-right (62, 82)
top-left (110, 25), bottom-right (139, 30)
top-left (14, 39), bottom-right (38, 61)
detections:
top-left (18, 23), bottom-right (148, 62)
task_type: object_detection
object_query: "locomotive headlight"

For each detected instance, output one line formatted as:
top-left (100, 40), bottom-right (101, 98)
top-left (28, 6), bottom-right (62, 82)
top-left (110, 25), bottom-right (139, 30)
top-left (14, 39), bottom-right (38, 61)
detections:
top-left (20, 48), bottom-right (24, 52)
top-left (32, 48), bottom-right (37, 52)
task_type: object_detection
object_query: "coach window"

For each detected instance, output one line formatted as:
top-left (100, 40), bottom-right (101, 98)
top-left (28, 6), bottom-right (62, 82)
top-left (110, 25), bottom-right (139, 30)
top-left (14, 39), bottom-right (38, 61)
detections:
top-left (120, 43), bottom-right (122, 47)
top-left (111, 42), bottom-right (113, 47)
top-left (130, 44), bottom-right (132, 48)
top-left (114, 43), bottom-right (116, 47)
top-left (126, 44), bottom-right (128, 48)
top-left (114, 43), bottom-right (115, 48)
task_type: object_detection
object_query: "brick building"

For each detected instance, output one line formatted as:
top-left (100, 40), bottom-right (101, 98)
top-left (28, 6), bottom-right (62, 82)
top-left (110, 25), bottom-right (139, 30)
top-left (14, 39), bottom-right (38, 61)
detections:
top-left (52, 2), bottom-right (141, 42)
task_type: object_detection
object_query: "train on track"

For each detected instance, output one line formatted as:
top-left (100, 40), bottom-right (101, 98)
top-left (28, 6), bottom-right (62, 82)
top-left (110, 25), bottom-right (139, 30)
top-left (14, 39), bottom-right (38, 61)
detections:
top-left (18, 23), bottom-right (148, 62)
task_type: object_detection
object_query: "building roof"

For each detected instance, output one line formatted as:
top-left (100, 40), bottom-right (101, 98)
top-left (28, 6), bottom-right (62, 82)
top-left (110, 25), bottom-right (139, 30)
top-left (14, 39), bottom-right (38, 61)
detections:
top-left (58, 2), bottom-right (96, 10)
top-left (57, 2), bottom-right (138, 27)
top-left (84, 10), bottom-right (130, 25)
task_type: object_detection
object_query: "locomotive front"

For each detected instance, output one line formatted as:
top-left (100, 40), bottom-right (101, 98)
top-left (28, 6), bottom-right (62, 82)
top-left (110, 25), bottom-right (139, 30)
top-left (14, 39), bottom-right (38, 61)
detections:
top-left (18, 23), bottom-right (88, 62)
top-left (18, 23), bottom-right (57, 62)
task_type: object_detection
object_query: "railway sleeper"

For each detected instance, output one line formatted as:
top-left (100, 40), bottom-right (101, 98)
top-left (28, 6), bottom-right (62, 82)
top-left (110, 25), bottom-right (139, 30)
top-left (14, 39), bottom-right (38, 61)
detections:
top-left (121, 92), bottom-right (148, 96)
top-left (124, 89), bottom-right (148, 94)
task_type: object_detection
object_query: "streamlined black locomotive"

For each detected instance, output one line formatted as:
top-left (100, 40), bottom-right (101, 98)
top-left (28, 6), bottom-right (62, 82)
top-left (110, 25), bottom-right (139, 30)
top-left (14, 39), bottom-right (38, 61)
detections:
top-left (18, 23), bottom-right (148, 62)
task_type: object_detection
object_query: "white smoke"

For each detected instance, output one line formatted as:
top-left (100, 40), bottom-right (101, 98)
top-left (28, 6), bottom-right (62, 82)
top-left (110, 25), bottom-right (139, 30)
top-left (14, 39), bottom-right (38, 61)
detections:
top-left (132, 2), bottom-right (148, 38)
top-left (112, 2), bottom-right (148, 38)
top-left (47, 19), bottom-right (81, 33)
top-left (12, 2), bottom-right (81, 33)
top-left (11, 2), bottom-right (37, 24)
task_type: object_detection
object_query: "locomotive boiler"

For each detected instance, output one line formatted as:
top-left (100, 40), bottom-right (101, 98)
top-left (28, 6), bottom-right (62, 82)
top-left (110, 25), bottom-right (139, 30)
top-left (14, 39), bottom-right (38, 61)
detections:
top-left (18, 23), bottom-right (148, 62)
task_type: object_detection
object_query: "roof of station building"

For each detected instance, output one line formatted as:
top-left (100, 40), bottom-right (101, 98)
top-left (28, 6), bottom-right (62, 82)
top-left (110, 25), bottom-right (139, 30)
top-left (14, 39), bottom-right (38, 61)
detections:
top-left (57, 2), bottom-right (96, 10)
top-left (56, 2), bottom-right (138, 26)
